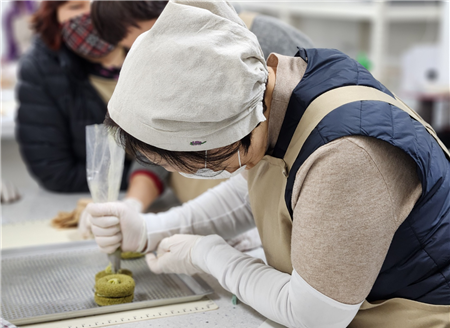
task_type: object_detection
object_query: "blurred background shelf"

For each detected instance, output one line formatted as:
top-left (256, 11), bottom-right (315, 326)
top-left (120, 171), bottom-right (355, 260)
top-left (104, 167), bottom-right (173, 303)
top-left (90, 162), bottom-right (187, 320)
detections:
top-left (240, 2), bottom-right (441, 22)
top-left (238, 0), bottom-right (449, 140)
top-left (239, 1), bottom-right (444, 87)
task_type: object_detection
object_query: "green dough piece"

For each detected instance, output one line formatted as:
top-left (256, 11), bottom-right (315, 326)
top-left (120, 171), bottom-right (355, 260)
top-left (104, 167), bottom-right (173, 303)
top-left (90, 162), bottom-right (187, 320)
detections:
top-left (121, 252), bottom-right (145, 259)
top-left (94, 293), bottom-right (134, 306)
top-left (105, 263), bottom-right (113, 274)
top-left (95, 274), bottom-right (135, 298)
top-left (95, 268), bottom-right (132, 282)
top-left (95, 270), bottom-right (110, 281)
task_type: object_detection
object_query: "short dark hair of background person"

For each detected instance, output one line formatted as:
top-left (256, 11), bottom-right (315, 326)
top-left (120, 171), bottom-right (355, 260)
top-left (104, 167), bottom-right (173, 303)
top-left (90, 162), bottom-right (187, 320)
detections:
top-left (91, 1), bottom-right (167, 45)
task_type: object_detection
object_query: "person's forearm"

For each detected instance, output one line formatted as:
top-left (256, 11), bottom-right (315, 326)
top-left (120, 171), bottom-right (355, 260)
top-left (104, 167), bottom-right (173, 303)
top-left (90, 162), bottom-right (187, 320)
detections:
top-left (193, 235), bottom-right (361, 328)
top-left (142, 174), bottom-right (255, 252)
top-left (126, 173), bottom-right (161, 211)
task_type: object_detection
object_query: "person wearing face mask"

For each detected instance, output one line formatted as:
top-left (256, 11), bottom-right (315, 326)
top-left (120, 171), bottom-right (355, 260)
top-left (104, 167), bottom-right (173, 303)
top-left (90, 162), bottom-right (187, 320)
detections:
top-left (78, 0), bottom-right (313, 251)
top-left (89, 0), bottom-right (313, 200)
top-left (16, 1), bottom-right (161, 215)
top-left (86, 1), bottom-right (450, 327)
top-left (87, 0), bottom-right (313, 201)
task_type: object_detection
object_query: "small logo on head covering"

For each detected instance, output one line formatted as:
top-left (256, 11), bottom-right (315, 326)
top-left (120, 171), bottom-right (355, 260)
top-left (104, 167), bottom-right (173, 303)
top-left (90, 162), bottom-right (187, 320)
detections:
top-left (190, 141), bottom-right (207, 146)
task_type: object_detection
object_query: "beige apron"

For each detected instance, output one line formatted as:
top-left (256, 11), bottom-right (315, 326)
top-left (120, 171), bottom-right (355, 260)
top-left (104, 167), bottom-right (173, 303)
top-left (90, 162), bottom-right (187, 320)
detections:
top-left (238, 12), bottom-right (258, 30)
top-left (89, 75), bottom-right (118, 104)
top-left (170, 173), bottom-right (225, 203)
top-left (248, 86), bottom-right (450, 327)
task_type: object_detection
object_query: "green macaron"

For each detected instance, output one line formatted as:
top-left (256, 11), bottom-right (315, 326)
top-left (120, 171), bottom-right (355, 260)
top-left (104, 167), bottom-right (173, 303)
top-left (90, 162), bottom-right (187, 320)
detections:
top-left (94, 274), bottom-right (135, 306)
top-left (94, 293), bottom-right (135, 306)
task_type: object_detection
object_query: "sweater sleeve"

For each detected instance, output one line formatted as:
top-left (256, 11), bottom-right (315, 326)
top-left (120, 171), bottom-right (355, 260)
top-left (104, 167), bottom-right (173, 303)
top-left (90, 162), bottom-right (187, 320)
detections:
top-left (128, 160), bottom-right (169, 195)
top-left (290, 136), bottom-right (422, 304)
top-left (16, 54), bottom-right (90, 192)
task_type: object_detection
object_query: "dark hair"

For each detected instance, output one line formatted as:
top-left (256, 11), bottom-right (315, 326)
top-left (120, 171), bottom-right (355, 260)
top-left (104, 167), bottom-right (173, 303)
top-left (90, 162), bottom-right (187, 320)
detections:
top-left (31, 1), bottom-right (67, 50)
top-left (104, 112), bottom-right (253, 173)
top-left (91, 1), bottom-right (167, 45)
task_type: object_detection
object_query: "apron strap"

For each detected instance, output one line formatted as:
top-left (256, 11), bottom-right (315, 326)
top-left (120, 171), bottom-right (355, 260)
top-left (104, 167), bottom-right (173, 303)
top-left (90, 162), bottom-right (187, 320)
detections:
top-left (238, 12), bottom-right (258, 30)
top-left (283, 85), bottom-right (450, 169)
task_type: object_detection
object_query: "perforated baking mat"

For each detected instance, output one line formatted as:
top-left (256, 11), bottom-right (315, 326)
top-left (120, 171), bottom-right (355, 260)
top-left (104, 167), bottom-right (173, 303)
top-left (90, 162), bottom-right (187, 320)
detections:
top-left (1, 241), bottom-right (213, 326)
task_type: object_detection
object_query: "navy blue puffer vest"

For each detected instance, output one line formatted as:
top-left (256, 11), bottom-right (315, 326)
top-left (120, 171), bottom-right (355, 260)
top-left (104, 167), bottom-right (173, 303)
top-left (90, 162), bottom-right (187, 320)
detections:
top-left (273, 48), bottom-right (450, 305)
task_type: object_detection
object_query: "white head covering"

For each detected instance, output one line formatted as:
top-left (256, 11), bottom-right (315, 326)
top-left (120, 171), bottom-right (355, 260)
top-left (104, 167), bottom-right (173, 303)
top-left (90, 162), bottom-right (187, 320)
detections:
top-left (108, 0), bottom-right (268, 151)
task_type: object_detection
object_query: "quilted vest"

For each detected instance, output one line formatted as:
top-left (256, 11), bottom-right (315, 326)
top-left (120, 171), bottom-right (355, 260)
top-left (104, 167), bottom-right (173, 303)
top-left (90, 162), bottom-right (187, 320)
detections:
top-left (257, 48), bottom-right (450, 305)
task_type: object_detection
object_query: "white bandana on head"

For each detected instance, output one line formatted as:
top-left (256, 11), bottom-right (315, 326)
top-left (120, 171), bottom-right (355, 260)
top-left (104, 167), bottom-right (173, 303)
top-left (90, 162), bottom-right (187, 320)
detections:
top-left (108, 0), bottom-right (268, 152)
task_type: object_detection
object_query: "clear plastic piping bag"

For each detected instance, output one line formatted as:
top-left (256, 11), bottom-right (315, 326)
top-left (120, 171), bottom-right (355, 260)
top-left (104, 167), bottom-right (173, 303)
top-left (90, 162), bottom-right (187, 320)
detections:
top-left (86, 124), bottom-right (125, 203)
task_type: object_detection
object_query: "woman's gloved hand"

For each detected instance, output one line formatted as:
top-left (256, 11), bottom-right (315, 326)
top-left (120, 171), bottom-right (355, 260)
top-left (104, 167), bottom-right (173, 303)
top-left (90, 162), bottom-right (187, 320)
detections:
top-left (1, 180), bottom-right (20, 204)
top-left (85, 198), bottom-right (146, 254)
top-left (145, 234), bottom-right (205, 275)
top-left (79, 198), bottom-right (142, 239)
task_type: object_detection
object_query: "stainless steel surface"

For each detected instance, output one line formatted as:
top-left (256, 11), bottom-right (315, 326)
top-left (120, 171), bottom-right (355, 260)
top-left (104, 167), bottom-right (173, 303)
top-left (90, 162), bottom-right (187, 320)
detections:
top-left (1, 241), bottom-right (213, 326)
top-left (108, 249), bottom-right (122, 274)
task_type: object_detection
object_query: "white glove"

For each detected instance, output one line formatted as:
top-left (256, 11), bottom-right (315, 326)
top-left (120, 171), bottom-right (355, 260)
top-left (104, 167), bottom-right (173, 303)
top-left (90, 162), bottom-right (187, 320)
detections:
top-left (85, 198), bottom-right (146, 254)
top-left (1, 180), bottom-right (20, 204)
top-left (146, 234), bottom-right (204, 275)
top-left (78, 198), bottom-right (142, 239)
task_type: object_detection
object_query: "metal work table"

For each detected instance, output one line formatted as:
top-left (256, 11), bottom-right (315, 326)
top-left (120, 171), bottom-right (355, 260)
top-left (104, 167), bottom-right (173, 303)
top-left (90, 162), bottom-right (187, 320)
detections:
top-left (2, 213), bottom-right (270, 327)
top-left (1, 193), bottom-right (275, 328)
top-left (2, 139), bottom-right (280, 327)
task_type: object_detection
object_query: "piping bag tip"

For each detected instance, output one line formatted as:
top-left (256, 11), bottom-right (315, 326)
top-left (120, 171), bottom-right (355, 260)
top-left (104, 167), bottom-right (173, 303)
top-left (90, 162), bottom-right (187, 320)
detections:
top-left (108, 249), bottom-right (122, 274)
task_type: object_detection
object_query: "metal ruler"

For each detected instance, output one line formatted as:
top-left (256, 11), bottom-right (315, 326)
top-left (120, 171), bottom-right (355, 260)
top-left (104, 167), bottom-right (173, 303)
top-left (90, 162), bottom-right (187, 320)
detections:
top-left (22, 298), bottom-right (218, 328)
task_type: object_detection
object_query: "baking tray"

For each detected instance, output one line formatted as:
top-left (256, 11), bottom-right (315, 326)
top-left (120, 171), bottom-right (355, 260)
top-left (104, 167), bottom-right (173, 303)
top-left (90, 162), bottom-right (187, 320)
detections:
top-left (1, 241), bottom-right (213, 326)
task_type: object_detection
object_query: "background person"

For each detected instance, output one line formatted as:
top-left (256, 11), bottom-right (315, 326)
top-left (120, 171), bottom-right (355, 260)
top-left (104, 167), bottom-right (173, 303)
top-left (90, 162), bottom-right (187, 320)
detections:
top-left (87, 1), bottom-right (450, 327)
top-left (16, 1), bottom-right (162, 217)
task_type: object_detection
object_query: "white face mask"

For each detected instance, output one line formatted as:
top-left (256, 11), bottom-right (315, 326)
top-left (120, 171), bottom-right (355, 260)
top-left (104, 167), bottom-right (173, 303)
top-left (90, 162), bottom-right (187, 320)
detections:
top-left (179, 150), bottom-right (246, 180)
